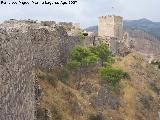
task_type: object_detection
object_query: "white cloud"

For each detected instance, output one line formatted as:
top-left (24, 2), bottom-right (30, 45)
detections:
top-left (0, 0), bottom-right (159, 27)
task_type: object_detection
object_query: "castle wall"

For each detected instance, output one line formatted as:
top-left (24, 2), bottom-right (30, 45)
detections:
top-left (0, 20), bottom-right (80, 120)
top-left (98, 16), bottom-right (123, 39)
top-left (0, 28), bottom-right (35, 120)
top-left (29, 26), bottom-right (69, 69)
top-left (95, 36), bottom-right (119, 54)
top-left (97, 15), bottom-right (125, 55)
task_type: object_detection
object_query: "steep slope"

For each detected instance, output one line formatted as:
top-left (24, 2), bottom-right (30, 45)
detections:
top-left (124, 18), bottom-right (160, 38)
top-left (123, 27), bottom-right (160, 58)
top-left (36, 52), bottom-right (160, 120)
top-left (113, 53), bottom-right (160, 120)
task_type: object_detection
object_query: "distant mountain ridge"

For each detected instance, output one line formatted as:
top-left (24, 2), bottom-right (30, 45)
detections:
top-left (124, 18), bottom-right (160, 38)
top-left (85, 18), bottom-right (160, 38)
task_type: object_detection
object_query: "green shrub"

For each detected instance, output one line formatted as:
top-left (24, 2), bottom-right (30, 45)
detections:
top-left (89, 43), bottom-right (112, 66)
top-left (67, 60), bottom-right (81, 70)
top-left (68, 44), bottom-right (114, 69)
top-left (67, 45), bottom-right (98, 69)
top-left (99, 67), bottom-right (123, 86)
top-left (122, 72), bottom-right (131, 80)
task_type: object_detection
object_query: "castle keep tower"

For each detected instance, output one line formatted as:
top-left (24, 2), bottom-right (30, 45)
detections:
top-left (98, 15), bottom-right (123, 39)
top-left (97, 15), bottom-right (127, 55)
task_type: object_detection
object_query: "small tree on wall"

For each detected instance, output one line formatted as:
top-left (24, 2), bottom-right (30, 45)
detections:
top-left (89, 43), bottom-right (113, 66)
top-left (67, 45), bottom-right (98, 73)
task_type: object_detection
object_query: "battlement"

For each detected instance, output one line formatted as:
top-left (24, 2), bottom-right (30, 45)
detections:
top-left (98, 15), bottom-right (122, 19)
top-left (98, 15), bottom-right (123, 25)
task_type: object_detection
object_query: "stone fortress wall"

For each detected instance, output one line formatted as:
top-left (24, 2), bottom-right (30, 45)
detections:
top-left (0, 22), bottom-right (35, 120)
top-left (98, 15), bottom-right (123, 39)
top-left (0, 20), bottom-right (80, 120)
top-left (97, 15), bottom-right (160, 58)
top-left (97, 15), bottom-right (127, 55)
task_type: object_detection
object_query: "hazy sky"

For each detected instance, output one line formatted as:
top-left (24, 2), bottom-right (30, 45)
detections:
top-left (0, 0), bottom-right (159, 27)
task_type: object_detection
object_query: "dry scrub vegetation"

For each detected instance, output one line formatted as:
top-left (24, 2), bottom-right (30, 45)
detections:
top-left (35, 51), bottom-right (160, 120)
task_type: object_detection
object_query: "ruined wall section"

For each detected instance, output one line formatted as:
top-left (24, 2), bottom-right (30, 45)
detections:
top-left (98, 16), bottom-right (123, 39)
top-left (95, 36), bottom-right (119, 54)
top-left (0, 20), bottom-right (81, 120)
top-left (0, 27), bottom-right (35, 120)
top-left (29, 25), bottom-right (69, 69)
top-left (30, 26), bottom-right (81, 69)
top-left (98, 16), bottom-right (114, 37)
top-left (114, 16), bottom-right (123, 39)
top-left (97, 16), bottom-right (124, 55)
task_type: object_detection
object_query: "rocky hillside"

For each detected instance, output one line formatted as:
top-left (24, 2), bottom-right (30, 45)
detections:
top-left (124, 18), bottom-right (160, 38)
top-left (123, 27), bottom-right (160, 59)
top-left (35, 52), bottom-right (160, 120)
top-left (1, 19), bottom-right (159, 120)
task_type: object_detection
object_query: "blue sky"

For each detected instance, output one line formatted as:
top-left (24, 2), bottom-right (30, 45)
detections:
top-left (0, 0), bottom-right (159, 27)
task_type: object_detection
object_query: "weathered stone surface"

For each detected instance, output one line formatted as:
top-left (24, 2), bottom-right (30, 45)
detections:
top-left (98, 15), bottom-right (123, 39)
top-left (0, 20), bottom-right (80, 120)
top-left (0, 26), bottom-right (35, 120)
top-left (41, 21), bottom-right (56, 27)
top-left (97, 15), bottom-right (130, 55)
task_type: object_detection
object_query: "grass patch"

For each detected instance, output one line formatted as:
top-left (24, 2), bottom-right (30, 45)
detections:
top-left (35, 67), bottom-right (69, 86)
top-left (57, 69), bottom-right (69, 84)
top-left (106, 83), bottom-right (121, 94)
top-left (51, 105), bottom-right (62, 120)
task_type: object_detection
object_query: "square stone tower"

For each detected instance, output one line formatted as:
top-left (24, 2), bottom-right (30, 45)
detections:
top-left (98, 15), bottom-right (123, 39)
